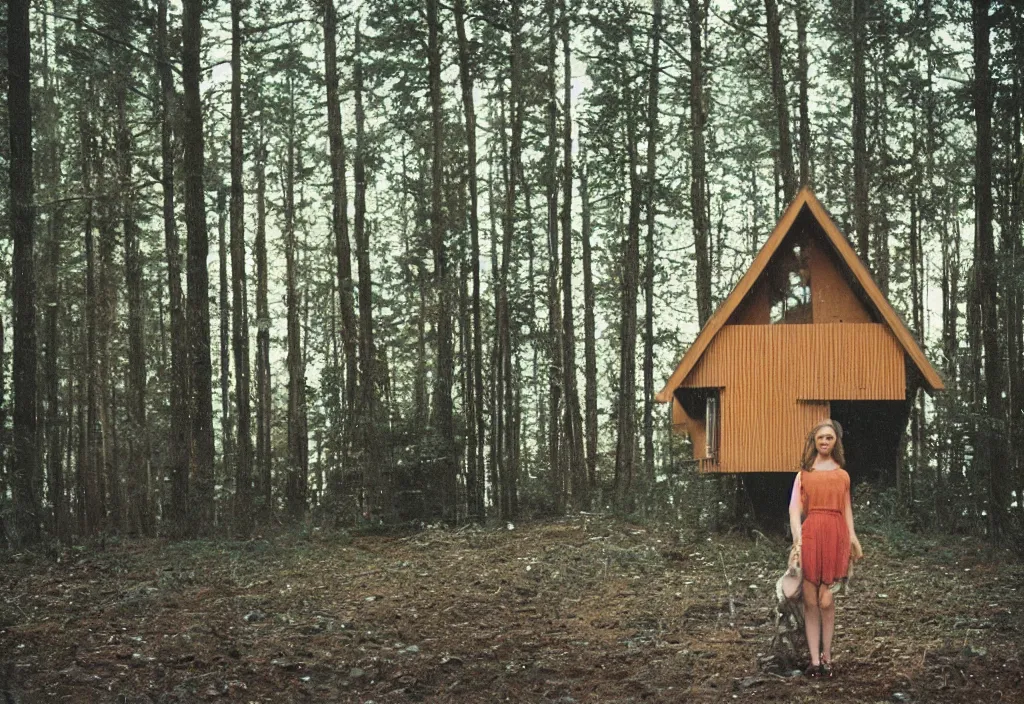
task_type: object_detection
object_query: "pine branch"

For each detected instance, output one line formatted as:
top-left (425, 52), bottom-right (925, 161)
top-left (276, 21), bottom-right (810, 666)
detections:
top-left (49, 12), bottom-right (182, 77)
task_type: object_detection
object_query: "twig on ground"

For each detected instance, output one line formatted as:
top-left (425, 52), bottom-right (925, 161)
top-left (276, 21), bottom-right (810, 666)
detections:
top-left (717, 548), bottom-right (735, 618)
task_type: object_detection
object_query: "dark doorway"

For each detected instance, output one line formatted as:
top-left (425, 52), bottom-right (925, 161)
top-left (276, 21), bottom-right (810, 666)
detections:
top-left (829, 400), bottom-right (910, 487)
top-left (740, 398), bottom-right (912, 531)
top-left (741, 472), bottom-right (799, 533)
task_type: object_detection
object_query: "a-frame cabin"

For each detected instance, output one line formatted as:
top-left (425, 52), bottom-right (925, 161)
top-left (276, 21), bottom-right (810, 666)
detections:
top-left (657, 188), bottom-right (943, 516)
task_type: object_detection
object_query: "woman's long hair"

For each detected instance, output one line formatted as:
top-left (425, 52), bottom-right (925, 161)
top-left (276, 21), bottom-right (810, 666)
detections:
top-left (800, 419), bottom-right (846, 470)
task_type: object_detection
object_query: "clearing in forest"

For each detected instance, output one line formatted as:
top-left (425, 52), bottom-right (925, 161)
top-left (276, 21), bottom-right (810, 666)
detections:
top-left (1, 516), bottom-right (1022, 703)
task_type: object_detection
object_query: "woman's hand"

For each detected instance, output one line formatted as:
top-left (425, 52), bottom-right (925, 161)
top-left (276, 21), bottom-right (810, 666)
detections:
top-left (850, 534), bottom-right (863, 560)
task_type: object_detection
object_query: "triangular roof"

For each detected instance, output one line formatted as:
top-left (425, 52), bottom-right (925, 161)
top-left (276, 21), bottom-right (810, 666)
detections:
top-left (656, 187), bottom-right (945, 402)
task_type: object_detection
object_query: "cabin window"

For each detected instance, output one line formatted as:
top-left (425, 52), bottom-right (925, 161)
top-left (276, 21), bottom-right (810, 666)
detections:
top-left (769, 243), bottom-right (811, 323)
top-left (676, 387), bottom-right (721, 463)
top-left (705, 392), bottom-right (720, 459)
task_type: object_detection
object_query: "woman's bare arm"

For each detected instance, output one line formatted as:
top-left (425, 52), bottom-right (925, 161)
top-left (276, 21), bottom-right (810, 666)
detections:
top-left (789, 472), bottom-right (803, 547)
top-left (845, 490), bottom-right (863, 558)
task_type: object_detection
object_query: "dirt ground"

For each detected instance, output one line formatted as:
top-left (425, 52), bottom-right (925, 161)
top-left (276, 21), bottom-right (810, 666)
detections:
top-left (2, 515), bottom-right (1022, 703)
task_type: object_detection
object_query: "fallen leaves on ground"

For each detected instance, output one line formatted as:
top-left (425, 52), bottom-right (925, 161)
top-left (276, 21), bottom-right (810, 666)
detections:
top-left (1, 516), bottom-right (1021, 703)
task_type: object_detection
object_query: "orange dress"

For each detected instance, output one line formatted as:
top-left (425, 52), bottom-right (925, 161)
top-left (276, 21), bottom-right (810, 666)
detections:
top-left (800, 468), bottom-right (851, 586)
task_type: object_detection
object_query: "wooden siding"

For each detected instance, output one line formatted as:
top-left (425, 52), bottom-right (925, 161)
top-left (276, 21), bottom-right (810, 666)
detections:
top-left (806, 231), bottom-right (873, 324)
top-left (730, 274), bottom-right (772, 324)
top-left (720, 392), bottom-right (828, 472)
top-left (677, 323), bottom-right (904, 472)
top-left (683, 324), bottom-right (904, 399)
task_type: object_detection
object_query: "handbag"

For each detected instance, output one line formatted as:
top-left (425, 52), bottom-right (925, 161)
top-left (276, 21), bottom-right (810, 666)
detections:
top-left (777, 543), bottom-right (802, 602)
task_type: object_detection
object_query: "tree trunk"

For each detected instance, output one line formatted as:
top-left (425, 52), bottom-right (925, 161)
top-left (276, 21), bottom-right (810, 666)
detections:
top-left (183, 0), bottom-right (216, 534)
top-left (254, 131), bottom-right (273, 519)
top-left (454, 0), bottom-right (485, 522)
top-left (96, 140), bottom-right (118, 531)
top-left (323, 0), bottom-right (359, 473)
top-left (499, 8), bottom-right (525, 521)
top-left (614, 69), bottom-right (643, 514)
top-left (909, 95), bottom-right (925, 510)
top-left (284, 58), bottom-right (308, 521)
top-left (967, 224), bottom-right (985, 521)
top-left (872, 70), bottom-right (891, 296)
top-left (76, 355), bottom-right (88, 536)
top-left (560, 0), bottom-right (586, 510)
top-left (545, 0), bottom-right (565, 515)
top-left (973, 0), bottom-right (1007, 539)
top-left (217, 186), bottom-right (234, 509)
top-left (765, 0), bottom-right (796, 202)
top-left (0, 316), bottom-right (5, 543)
top-left (8, 0), bottom-right (40, 548)
top-left (796, 0), bottom-right (811, 186)
top-left (416, 263), bottom-right (429, 423)
top-left (1009, 17), bottom-right (1024, 526)
top-left (61, 371), bottom-right (74, 534)
top-left (75, 368), bottom-right (89, 532)
top-left (327, 273), bottom-right (342, 493)
top-left (643, 0), bottom-right (663, 506)
top-left (45, 284), bottom-right (65, 540)
top-left (510, 344), bottom-right (522, 519)
top-left (410, 150), bottom-right (431, 434)
top-left (909, 186), bottom-right (925, 505)
top-left (40, 13), bottom-right (68, 542)
top-left (427, 0), bottom-right (457, 522)
top-left (997, 108), bottom-right (1019, 528)
top-left (157, 0), bottom-right (190, 539)
top-left (230, 0), bottom-right (253, 535)
top-left (852, 0), bottom-right (870, 264)
top-left (353, 19), bottom-right (382, 519)
top-left (529, 175), bottom-right (544, 478)
top-left (7, 0), bottom-right (41, 546)
top-left (79, 108), bottom-right (102, 535)
top-left (580, 153), bottom-right (598, 498)
top-left (119, 80), bottom-right (150, 536)
top-left (690, 0), bottom-right (712, 328)
top-left (487, 158), bottom-right (500, 514)
top-left (458, 237), bottom-right (472, 519)
top-left (110, 385), bottom-right (121, 529)
top-left (926, 0), bottom-right (951, 522)
top-left (941, 208), bottom-right (964, 521)
top-left (301, 207), bottom-right (313, 509)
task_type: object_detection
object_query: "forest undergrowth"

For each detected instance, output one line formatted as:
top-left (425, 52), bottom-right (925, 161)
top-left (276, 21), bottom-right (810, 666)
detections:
top-left (1, 508), bottom-right (1022, 703)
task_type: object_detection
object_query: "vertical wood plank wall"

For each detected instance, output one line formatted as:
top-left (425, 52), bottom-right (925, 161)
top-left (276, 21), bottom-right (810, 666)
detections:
top-left (806, 238), bottom-right (874, 324)
top-left (680, 323), bottom-right (904, 472)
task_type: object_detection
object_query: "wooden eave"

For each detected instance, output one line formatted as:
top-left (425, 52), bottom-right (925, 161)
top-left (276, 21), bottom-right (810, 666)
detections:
top-left (656, 187), bottom-right (945, 403)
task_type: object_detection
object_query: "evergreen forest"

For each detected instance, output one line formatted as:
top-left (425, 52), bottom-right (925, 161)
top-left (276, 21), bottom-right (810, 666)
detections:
top-left (2, 0), bottom-right (1023, 549)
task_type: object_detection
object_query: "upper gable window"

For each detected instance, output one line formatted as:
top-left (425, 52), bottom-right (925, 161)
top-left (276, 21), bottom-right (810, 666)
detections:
top-left (769, 243), bottom-right (811, 324)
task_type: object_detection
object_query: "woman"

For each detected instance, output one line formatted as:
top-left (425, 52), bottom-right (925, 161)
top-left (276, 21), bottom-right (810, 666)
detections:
top-left (789, 419), bottom-right (863, 677)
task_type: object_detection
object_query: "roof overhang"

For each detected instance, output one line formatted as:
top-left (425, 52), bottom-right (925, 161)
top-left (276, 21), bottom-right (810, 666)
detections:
top-left (656, 187), bottom-right (945, 403)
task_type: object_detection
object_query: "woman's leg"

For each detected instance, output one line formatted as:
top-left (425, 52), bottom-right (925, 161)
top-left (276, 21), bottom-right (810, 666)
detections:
top-left (818, 584), bottom-right (835, 663)
top-left (802, 579), bottom-right (821, 666)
